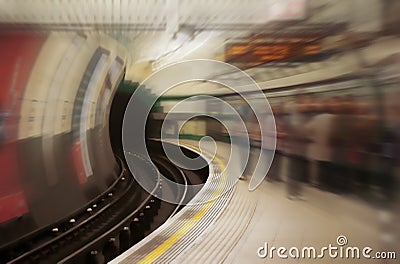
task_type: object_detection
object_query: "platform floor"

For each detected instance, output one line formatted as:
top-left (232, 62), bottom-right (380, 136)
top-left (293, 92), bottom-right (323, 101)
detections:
top-left (177, 140), bottom-right (399, 264)
top-left (113, 140), bottom-right (398, 263)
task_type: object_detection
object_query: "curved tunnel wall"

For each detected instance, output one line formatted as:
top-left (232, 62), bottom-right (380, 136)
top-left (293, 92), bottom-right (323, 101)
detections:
top-left (0, 30), bottom-right (127, 245)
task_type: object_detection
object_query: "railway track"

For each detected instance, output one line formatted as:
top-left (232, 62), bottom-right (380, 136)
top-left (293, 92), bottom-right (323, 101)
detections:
top-left (1, 141), bottom-right (208, 264)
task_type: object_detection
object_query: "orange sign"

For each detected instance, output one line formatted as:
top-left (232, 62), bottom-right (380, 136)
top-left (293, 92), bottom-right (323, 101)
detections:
top-left (225, 42), bottom-right (323, 63)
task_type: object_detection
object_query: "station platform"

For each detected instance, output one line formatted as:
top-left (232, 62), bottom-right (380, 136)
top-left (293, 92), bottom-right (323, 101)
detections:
top-left (112, 140), bottom-right (398, 264)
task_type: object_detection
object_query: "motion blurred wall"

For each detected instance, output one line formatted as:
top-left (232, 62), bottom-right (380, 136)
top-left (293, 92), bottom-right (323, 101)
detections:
top-left (0, 30), bottom-right (127, 245)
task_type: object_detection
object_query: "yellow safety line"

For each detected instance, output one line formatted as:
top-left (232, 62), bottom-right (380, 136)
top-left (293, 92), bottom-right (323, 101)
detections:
top-left (137, 143), bottom-right (226, 264)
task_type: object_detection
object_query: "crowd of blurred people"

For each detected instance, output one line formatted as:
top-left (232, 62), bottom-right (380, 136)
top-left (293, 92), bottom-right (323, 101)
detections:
top-left (264, 94), bottom-right (398, 203)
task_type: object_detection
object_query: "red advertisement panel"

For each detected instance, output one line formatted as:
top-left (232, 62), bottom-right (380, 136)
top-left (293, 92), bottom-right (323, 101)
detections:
top-left (0, 31), bottom-right (47, 223)
top-left (71, 141), bottom-right (87, 184)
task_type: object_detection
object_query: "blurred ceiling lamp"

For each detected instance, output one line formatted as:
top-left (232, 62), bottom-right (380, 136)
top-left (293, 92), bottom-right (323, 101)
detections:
top-left (268, 0), bottom-right (307, 21)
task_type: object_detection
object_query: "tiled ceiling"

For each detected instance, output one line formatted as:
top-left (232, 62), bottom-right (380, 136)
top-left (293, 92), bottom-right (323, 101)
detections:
top-left (0, 0), bottom-right (385, 96)
top-left (0, 0), bottom-right (306, 26)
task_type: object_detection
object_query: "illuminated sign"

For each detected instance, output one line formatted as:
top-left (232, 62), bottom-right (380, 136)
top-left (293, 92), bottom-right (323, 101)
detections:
top-left (225, 42), bottom-right (323, 63)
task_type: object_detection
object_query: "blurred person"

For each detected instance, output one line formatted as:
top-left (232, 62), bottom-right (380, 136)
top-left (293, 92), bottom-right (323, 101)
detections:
top-left (230, 100), bottom-right (253, 181)
top-left (276, 102), bottom-right (291, 184)
top-left (378, 125), bottom-right (397, 202)
top-left (240, 100), bottom-right (277, 184)
top-left (285, 96), bottom-right (311, 200)
top-left (253, 110), bottom-right (277, 183)
top-left (244, 118), bottom-right (260, 181)
top-left (304, 96), bottom-right (323, 186)
top-left (357, 103), bottom-right (399, 203)
top-left (389, 100), bottom-right (400, 201)
top-left (344, 101), bottom-right (375, 197)
top-left (297, 95), bottom-right (316, 183)
top-left (267, 104), bottom-right (287, 182)
top-left (336, 95), bottom-right (372, 195)
top-left (329, 95), bottom-right (355, 193)
top-left (391, 94), bottom-right (400, 155)
top-left (330, 94), bottom-right (375, 194)
top-left (305, 97), bottom-right (335, 191)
